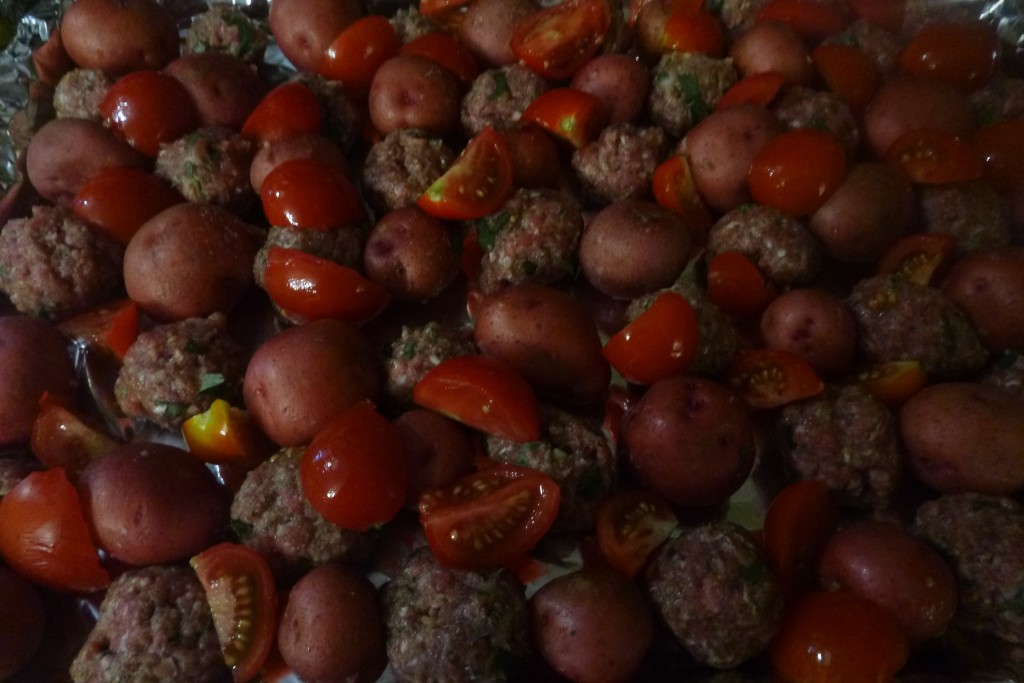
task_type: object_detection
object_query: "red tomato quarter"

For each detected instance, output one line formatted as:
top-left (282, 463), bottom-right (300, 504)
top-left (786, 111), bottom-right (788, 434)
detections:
top-left (595, 489), bottom-right (679, 577)
top-left (662, 8), bottom-right (723, 56)
top-left (100, 70), bottom-right (200, 156)
top-left (810, 43), bottom-right (880, 114)
top-left (260, 158), bottom-right (365, 230)
top-left (727, 348), bottom-right (825, 409)
top-left (0, 468), bottom-right (110, 593)
top-left (31, 395), bottom-right (118, 481)
top-left (762, 479), bottom-right (837, 599)
top-left (876, 232), bottom-right (958, 286)
top-left (884, 129), bottom-right (984, 185)
top-left (651, 154), bottom-right (713, 234)
top-left (749, 128), bottom-right (847, 217)
top-left (899, 20), bottom-right (1000, 92)
top-left (401, 32), bottom-right (479, 85)
top-left (182, 399), bottom-right (274, 466)
top-left (510, 0), bottom-right (612, 80)
top-left (319, 16), bottom-right (400, 95)
top-left (602, 291), bottom-right (700, 385)
top-left (715, 72), bottom-right (785, 111)
top-left (706, 251), bottom-right (775, 317)
top-left (417, 127), bottom-right (515, 221)
top-left (300, 401), bottom-right (409, 530)
top-left (855, 360), bottom-right (928, 407)
top-left (521, 88), bottom-right (608, 149)
top-left (192, 542), bottom-right (278, 683)
top-left (242, 81), bottom-right (323, 144)
top-left (57, 298), bottom-right (140, 361)
top-left (72, 167), bottom-right (183, 245)
top-left (419, 464), bottom-right (560, 570)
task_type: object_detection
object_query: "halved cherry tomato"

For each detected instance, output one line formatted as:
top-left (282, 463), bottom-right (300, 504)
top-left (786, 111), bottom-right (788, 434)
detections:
top-left (884, 129), bottom-right (984, 185)
top-left (602, 291), bottom-right (699, 385)
top-left (419, 0), bottom-right (473, 18)
top-left (419, 464), bottom-right (560, 570)
top-left (715, 71), bottom-right (785, 111)
top-left (182, 399), bottom-right (274, 466)
top-left (770, 590), bottom-right (909, 682)
top-left (810, 43), bottom-right (880, 114)
top-left (413, 355), bottom-right (541, 442)
top-left (263, 246), bottom-right (391, 324)
top-left (260, 158), bottom-right (365, 230)
top-left (401, 32), bottom-right (479, 85)
top-left (876, 232), bottom-right (958, 286)
top-left (855, 360), bottom-right (928, 407)
top-left (72, 167), bottom-right (183, 245)
top-left (31, 394), bottom-right (117, 481)
top-left (99, 70), bottom-right (200, 156)
top-left (706, 251), bottom-right (775, 318)
top-left (0, 468), bottom-right (110, 593)
top-left (57, 298), bottom-right (140, 361)
top-left (727, 348), bottom-right (825, 409)
top-left (662, 8), bottom-right (723, 56)
top-left (191, 542), bottom-right (277, 683)
top-left (300, 401), bottom-right (408, 530)
top-left (761, 479), bottom-right (837, 599)
top-left (241, 81), bottom-right (323, 145)
top-left (749, 128), bottom-right (847, 217)
top-left (595, 489), bottom-right (679, 577)
top-left (899, 20), bottom-right (1000, 92)
top-left (521, 87), bottom-right (608, 149)
top-left (417, 127), bottom-right (515, 220)
top-left (510, 0), bottom-right (612, 80)
top-left (651, 154), bottom-right (713, 234)
top-left (756, 0), bottom-right (849, 40)
top-left (972, 119), bottom-right (1024, 192)
top-left (319, 16), bottom-right (400, 96)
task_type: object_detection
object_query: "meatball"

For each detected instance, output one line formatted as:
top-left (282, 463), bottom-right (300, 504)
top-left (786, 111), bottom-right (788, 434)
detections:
top-left (184, 5), bottom-right (269, 64)
top-left (477, 188), bottom-right (584, 294)
top-left (847, 274), bottom-right (989, 378)
top-left (571, 123), bottom-right (668, 206)
top-left (230, 447), bottom-right (379, 581)
top-left (291, 74), bottom-right (363, 152)
top-left (981, 353), bottom-right (1024, 401)
top-left (53, 68), bottom-right (112, 121)
top-left (823, 19), bottom-right (902, 75)
top-left (969, 74), bottom-right (1024, 123)
top-left (361, 129), bottom-right (454, 214)
top-left (460, 64), bottom-right (550, 136)
top-left (114, 314), bottom-right (247, 429)
top-left (718, 0), bottom-right (769, 38)
top-left (253, 224), bottom-right (367, 288)
top-left (643, 521), bottom-right (784, 669)
top-left (771, 86), bottom-right (860, 156)
top-left (389, 6), bottom-right (439, 43)
top-left (707, 204), bottom-right (822, 286)
top-left (382, 547), bottom-right (531, 683)
top-left (383, 321), bottom-right (476, 405)
top-left (70, 566), bottom-right (229, 683)
top-left (648, 52), bottom-right (737, 137)
top-left (0, 205), bottom-right (123, 320)
top-left (155, 127), bottom-right (256, 211)
top-left (776, 385), bottom-right (902, 510)
top-left (486, 405), bottom-right (616, 532)
top-left (920, 179), bottom-right (1012, 255)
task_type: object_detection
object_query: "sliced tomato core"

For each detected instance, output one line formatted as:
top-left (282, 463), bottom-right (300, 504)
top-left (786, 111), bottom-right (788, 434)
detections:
top-left (727, 348), bottom-right (825, 409)
top-left (417, 127), bottom-right (515, 221)
top-left (595, 489), bottom-right (679, 577)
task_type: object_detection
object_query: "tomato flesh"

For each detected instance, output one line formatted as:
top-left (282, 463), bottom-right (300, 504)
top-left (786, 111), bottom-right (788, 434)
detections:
top-left (651, 154), bottom-right (713, 234)
top-left (884, 129), bottom-right (984, 185)
top-left (242, 81), bottom-right (323, 144)
top-left (855, 360), bottom-right (928, 407)
top-left (716, 71), bottom-right (785, 111)
top-left (706, 251), bottom-right (774, 318)
top-left (182, 399), bottom-right (274, 466)
top-left (876, 232), bottom-right (957, 286)
top-left (417, 127), bottom-right (515, 221)
top-left (319, 16), bottom-right (400, 95)
top-left (57, 298), bottom-right (140, 361)
top-left (728, 348), bottom-right (825, 409)
top-left (31, 395), bottom-right (117, 481)
top-left (521, 88), bottom-right (608, 149)
top-left (749, 128), bottom-right (847, 217)
top-left (761, 479), bottom-right (837, 599)
top-left (510, 0), bottom-right (612, 80)
top-left (595, 489), bottom-right (679, 577)
top-left (602, 291), bottom-right (699, 385)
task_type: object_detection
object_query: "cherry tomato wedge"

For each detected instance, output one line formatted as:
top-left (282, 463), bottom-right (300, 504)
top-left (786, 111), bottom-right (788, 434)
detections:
top-left (521, 87), bottom-right (608, 149)
top-left (876, 232), bottom-right (958, 286)
top-left (242, 81), bottom-right (323, 145)
top-left (510, 0), bottom-right (612, 80)
top-left (419, 0), bottom-right (473, 18)
top-left (72, 167), bottom-right (183, 245)
top-left (419, 464), bottom-right (560, 570)
top-left (417, 127), bottom-right (515, 221)
top-left (755, 0), bottom-right (849, 40)
top-left (706, 250), bottom-right (775, 318)
top-left (602, 291), bottom-right (699, 385)
top-left (715, 71), bottom-right (785, 111)
top-left (662, 8), bottom-right (723, 56)
top-left (319, 16), bottom-right (400, 95)
top-left (300, 400), bottom-right (408, 530)
top-left (855, 360), bottom-right (928, 407)
top-left (595, 489), bottom-right (679, 577)
top-left (972, 119), bottom-right (1024, 192)
top-left (0, 467), bottom-right (110, 593)
top-left (884, 129), bottom-right (984, 185)
top-left (260, 158), bottom-right (365, 230)
top-left (899, 19), bottom-right (1000, 92)
top-left (191, 542), bottom-right (277, 683)
top-left (651, 154), bottom-right (713, 234)
top-left (31, 394), bottom-right (117, 481)
top-left (413, 355), bottom-right (541, 442)
top-left (810, 43), bottom-right (880, 115)
top-left (400, 32), bottom-right (479, 85)
top-left (182, 399), bottom-right (274, 466)
top-left (100, 70), bottom-right (200, 156)
top-left (56, 298), bottom-right (140, 361)
top-left (749, 128), bottom-right (847, 217)
top-left (761, 479), bottom-right (837, 599)
top-left (263, 246), bottom-right (391, 325)
top-left (727, 348), bottom-right (825, 409)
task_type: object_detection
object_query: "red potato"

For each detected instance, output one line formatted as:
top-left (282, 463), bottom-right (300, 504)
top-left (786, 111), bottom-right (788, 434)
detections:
top-left (760, 288), bottom-right (858, 377)
top-left (249, 132), bottom-right (349, 192)
top-left (499, 123), bottom-right (564, 189)
top-left (0, 566), bottom-right (46, 680)
top-left (457, 0), bottom-right (538, 67)
top-left (363, 206), bottom-right (460, 302)
top-left (163, 52), bottom-right (263, 129)
top-left (269, 0), bottom-right (364, 73)
top-left (570, 54), bottom-right (651, 125)
top-left (60, 0), bottom-right (178, 73)
top-left (941, 247), bottom-right (1024, 351)
top-left (393, 409), bottom-right (475, 510)
top-left (633, 0), bottom-right (673, 60)
top-left (729, 21), bottom-right (814, 86)
top-left (368, 55), bottom-right (461, 136)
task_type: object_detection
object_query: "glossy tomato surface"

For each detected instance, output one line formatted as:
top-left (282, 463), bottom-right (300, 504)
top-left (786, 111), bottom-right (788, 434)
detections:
top-left (72, 167), bottom-right (183, 245)
top-left (260, 158), bottom-right (365, 230)
top-left (595, 488), bottom-right (679, 577)
top-left (749, 128), bottom-right (847, 217)
top-left (242, 81), bottom-right (323, 144)
top-left (100, 70), bottom-right (200, 156)
top-left (603, 291), bottom-right (699, 385)
top-left (510, 0), bottom-right (612, 80)
top-left (417, 127), bottom-right (514, 221)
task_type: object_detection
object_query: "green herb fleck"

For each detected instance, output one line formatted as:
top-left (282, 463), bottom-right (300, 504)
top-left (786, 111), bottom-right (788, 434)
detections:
top-left (809, 116), bottom-right (830, 132)
top-left (198, 373), bottom-right (226, 395)
top-left (678, 73), bottom-right (709, 125)
top-left (399, 342), bottom-right (417, 360)
top-left (476, 211), bottom-right (510, 251)
top-left (489, 70), bottom-right (511, 101)
top-left (155, 402), bottom-right (189, 419)
top-left (229, 518), bottom-right (254, 540)
top-left (575, 467), bottom-right (606, 501)
top-left (739, 560), bottom-right (769, 584)
top-left (184, 339), bottom-right (206, 354)
top-left (522, 260), bottom-right (538, 275)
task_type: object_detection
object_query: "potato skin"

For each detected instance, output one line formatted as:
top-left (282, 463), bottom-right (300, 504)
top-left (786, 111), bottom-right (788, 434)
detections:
top-left (269, 0), bottom-right (364, 73)
top-left (474, 283), bottom-right (611, 405)
top-left (163, 53), bottom-right (263, 129)
top-left (759, 288), bottom-right (858, 377)
top-left (862, 74), bottom-right (975, 159)
top-left (60, 0), bottom-right (179, 73)
top-left (368, 55), bottom-right (461, 137)
top-left (570, 55), bottom-right (650, 124)
top-left (250, 132), bottom-right (349, 193)
top-left (0, 566), bottom-right (45, 680)
top-left (728, 21), bottom-right (813, 86)
top-left (941, 247), bottom-right (1024, 351)
top-left (363, 207), bottom-right (459, 302)
top-left (456, 0), bottom-right (536, 67)
top-left (899, 382), bottom-right (1024, 494)
top-left (393, 409), bottom-right (475, 510)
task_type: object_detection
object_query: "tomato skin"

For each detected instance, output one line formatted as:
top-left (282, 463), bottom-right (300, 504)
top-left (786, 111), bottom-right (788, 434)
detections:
top-left (260, 158), bottom-right (365, 230)
top-left (191, 542), bottom-right (278, 683)
top-left (662, 8), bottom-right (723, 56)
top-left (876, 232), bottom-right (957, 286)
top-left (0, 468), bottom-right (110, 593)
top-left (595, 489), bottom-right (679, 577)
top-left (715, 71), bottom-right (785, 111)
top-left (899, 20), bottom-right (1000, 92)
top-left (706, 250), bottom-right (775, 317)
top-left (400, 32), bottom-right (479, 85)
top-left (749, 128), bottom-right (847, 217)
top-left (319, 16), bottom-right (400, 95)
top-left (31, 395), bottom-right (118, 481)
top-left (521, 88), bottom-right (608, 149)
top-left (419, 464), bottom-right (561, 570)
top-left (727, 348), bottom-right (825, 409)
top-left (417, 127), bottom-right (515, 221)
top-left (755, 0), bottom-right (850, 40)
top-left (884, 129), bottom-right (984, 185)
top-left (602, 291), bottom-right (700, 385)
top-left (300, 401), bottom-right (408, 531)
top-left (510, 0), bottom-right (612, 80)
top-left (182, 399), bottom-right (275, 466)
top-left (651, 154), bottom-right (713, 234)
top-left (242, 81), bottom-right (323, 144)
top-left (972, 119), bottom-right (1024, 192)
top-left (810, 44), bottom-right (880, 115)
top-left (72, 167), bottom-right (183, 245)
top-left (56, 298), bottom-right (140, 361)
top-left (762, 479), bottom-right (837, 599)
top-left (100, 70), bottom-right (200, 156)
top-left (263, 246), bottom-right (391, 325)
top-left (419, 0), bottom-right (473, 18)
top-left (413, 355), bottom-right (541, 442)
top-left (855, 360), bottom-right (928, 407)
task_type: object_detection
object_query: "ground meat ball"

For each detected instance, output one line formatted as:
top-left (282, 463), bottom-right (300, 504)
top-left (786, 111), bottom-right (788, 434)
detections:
top-left (184, 6), bottom-right (269, 64)
top-left (648, 53), bottom-right (737, 138)
top-left (914, 493), bottom-right (1024, 651)
top-left (53, 68), bottom-right (112, 121)
top-left (707, 204), bottom-right (821, 286)
top-left (718, 0), bottom-right (769, 39)
top-left (460, 64), bottom-right (550, 136)
top-left (486, 405), bottom-right (616, 532)
top-left (292, 74), bottom-right (363, 152)
top-left (155, 127), bottom-right (255, 211)
top-left (920, 180), bottom-right (1011, 255)
top-left (0, 456), bottom-right (41, 496)
top-left (253, 225), bottom-right (366, 288)
top-left (384, 321), bottom-right (476, 405)
top-left (644, 521), bottom-right (784, 669)
top-left (231, 448), bottom-right (379, 580)
top-left (571, 123), bottom-right (668, 206)
top-left (847, 274), bottom-right (989, 378)
top-left (477, 188), bottom-right (583, 294)
top-left (70, 566), bottom-right (229, 683)
top-left (771, 86), bottom-right (860, 156)
top-left (981, 353), bottom-right (1024, 401)
top-left (390, 6), bottom-right (440, 43)
top-left (970, 74), bottom-right (1024, 124)
top-left (776, 385), bottom-right (902, 510)
top-left (0, 205), bottom-right (123, 320)
top-left (361, 129), bottom-right (454, 214)
top-left (114, 314), bottom-right (247, 429)
top-left (823, 19), bottom-right (902, 75)
top-left (382, 547), bottom-right (531, 683)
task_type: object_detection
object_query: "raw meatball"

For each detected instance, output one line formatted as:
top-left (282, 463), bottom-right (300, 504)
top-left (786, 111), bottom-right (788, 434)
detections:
top-left (823, 19), bottom-right (902, 75)
top-left (460, 64), bottom-right (550, 136)
top-left (184, 5), bottom-right (269, 64)
top-left (920, 179), bottom-right (1011, 255)
top-left (571, 123), bottom-right (668, 205)
top-left (771, 86), bottom-right (860, 156)
top-left (53, 68), bottom-right (112, 120)
top-left (361, 129), bottom-right (454, 214)
top-left (389, 6), bottom-right (439, 43)
top-left (648, 52), bottom-right (737, 137)
top-left (383, 321), bottom-right (476, 406)
top-left (707, 204), bottom-right (821, 286)
top-left (155, 127), bottom-right (256, 211)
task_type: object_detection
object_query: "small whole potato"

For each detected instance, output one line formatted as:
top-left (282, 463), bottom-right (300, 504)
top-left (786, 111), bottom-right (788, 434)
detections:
top-left (363, 207), bottom-right (460, 302)
top-left (499, 123), bottom-right (563, 189)
top-left (368, 55), bottom-right (461, 137)
top-left (941, 246), bottom-right (1024, 351)
top-left (0, 566), bottom-right (46, 680)
top-left (530, 567), bottom-right (654, 683)
top-left (163, 53), bottom-right (263, 129)
top-left (277, 564), bottom-right (387, 683)
top-left (457, 0), bottom-right (537, 67)
top-left (760, 288), bottom-right (858, 377)
top-left (570, 55), bottom-right (651, 124)
top-left (269, 0), bottom-right (364, 72)
top-left (729, 21), bottom-right (813, 86)
top-left (393, 409), bottom-right (475, 509)
top-left (474, 283), bottom-right (611, 405)
top-left (60, 0), bottom-right (178, 73)
top-left (634, 0), bottom-right (674, 60)
top-left (900, 382), bottom-right (1024, 494)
